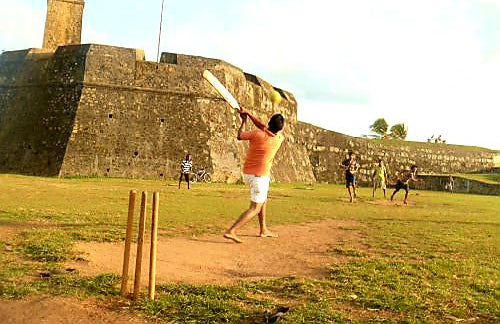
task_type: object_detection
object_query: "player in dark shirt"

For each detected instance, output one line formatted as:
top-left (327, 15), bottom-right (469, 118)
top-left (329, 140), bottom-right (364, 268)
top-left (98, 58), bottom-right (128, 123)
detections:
top-left (391, 165), bottom-right (420, 205)
top-left (340, 151), bottom-right (359, 203)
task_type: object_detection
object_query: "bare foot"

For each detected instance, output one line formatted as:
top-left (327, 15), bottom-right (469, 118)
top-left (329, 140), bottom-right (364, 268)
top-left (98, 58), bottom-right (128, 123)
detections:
top-left (223, 233), bottom-right (243, 243)
top-left (260, 232), bottom-right (278, 238)
top-left (403, 201), bottom-right (408, 205)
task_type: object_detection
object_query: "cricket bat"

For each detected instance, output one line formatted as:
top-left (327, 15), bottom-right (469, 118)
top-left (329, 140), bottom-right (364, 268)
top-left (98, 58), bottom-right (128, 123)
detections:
top-left (203, 70), bottom-right (240, 110)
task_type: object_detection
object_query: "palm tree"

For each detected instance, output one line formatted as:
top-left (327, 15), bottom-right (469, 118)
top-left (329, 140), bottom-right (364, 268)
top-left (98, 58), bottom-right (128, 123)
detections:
top-left (390, 123), bottom-right (408, 140)
top-left (369, 118), bottom-right (389, 139)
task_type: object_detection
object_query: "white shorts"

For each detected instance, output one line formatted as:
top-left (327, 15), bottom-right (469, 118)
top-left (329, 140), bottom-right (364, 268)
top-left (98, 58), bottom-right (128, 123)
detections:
top-left (243, 174), bottom-right (270, 204)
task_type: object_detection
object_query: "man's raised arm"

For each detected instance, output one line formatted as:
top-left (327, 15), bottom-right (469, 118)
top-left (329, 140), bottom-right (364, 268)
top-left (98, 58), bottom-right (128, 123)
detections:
top-left (239, 108), bottom-right (267, 131)
top-left (237, 113), bottom-right (248, 140)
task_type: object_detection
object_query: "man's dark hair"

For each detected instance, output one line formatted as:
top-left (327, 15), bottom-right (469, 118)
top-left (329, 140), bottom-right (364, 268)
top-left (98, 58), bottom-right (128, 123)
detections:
top-left (268, 114), bottom-right (285, 134)
top-left (411, 165), bottom-right (417, 170)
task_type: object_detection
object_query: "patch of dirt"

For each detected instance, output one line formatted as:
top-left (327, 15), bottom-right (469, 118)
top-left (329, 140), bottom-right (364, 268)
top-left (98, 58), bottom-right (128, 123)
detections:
top-left (0, 226), bottom-right (18, 241)
top-left (0, 222), bottom-right (59, 241)
top-left (365, 199), bottom-right (416, 207)
top-left (67, 219), bottom-right (363, 286)
top-left (0, 296), bottom-right (148, 324)
top-left (366, 199), bottom-right (394, 206)
top-left (0, 224), bottom-right (29, 241)
top-left (1, 220), bottom-right (363, 323)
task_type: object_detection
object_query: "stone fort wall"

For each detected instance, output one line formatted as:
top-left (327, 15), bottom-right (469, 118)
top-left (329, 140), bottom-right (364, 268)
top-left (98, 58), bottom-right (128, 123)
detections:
top-left (296, 122), bottom-right (499, 185)
top-left (0, 45), bottom-right (315, 182)
top-left (0, 44), bottom-right (498, 183)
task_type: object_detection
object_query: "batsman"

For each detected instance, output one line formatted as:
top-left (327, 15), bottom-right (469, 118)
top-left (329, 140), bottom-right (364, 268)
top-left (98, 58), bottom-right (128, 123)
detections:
top-left (224, 91), bottom-right (285, 243)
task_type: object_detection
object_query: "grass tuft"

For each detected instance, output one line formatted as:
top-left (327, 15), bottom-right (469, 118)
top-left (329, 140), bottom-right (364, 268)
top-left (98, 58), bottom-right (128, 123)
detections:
top-left (20, 229), bottom-right (73, 262)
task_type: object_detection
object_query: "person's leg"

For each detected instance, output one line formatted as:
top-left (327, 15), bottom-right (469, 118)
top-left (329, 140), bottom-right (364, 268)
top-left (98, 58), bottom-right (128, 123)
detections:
top-left (224, 201), bottom-right (264, 243)
top-left (347, 186), bottom-right (354, 202)
top-left (258, 201), bottom-right (278, 237)
top-left (403, 186), bottom-right (409, 205)
top-left (382, 179), bottom-right (387, 199)
top-left (352, 175), bottom-right (357, 198)
top-left (178, 172), bottom-right (183, 189)
top-left (184, 174), bottom-right (190, 189)
top-left (372, 181), bottom-right (377, 197)
top-left (346, 175), bottom-right (354, 202)
top-left (391, 186), bottom-right (400, 201)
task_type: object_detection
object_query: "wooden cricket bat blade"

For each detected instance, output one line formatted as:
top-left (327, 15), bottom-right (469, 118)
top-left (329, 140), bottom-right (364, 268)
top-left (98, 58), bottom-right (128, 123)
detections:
top-left (203, 70), bottom-right (240, 110)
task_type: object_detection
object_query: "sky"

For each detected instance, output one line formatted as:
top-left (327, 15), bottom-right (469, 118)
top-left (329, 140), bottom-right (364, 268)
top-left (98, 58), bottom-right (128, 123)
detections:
top-left (0, 0), bottom-right (499, 149)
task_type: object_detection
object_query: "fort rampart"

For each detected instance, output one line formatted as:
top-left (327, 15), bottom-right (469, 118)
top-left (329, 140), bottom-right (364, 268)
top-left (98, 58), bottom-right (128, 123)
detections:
top-left (0, 46), bottom-right (498, 184)
top-left (296, 122), bottom-right (499, 185)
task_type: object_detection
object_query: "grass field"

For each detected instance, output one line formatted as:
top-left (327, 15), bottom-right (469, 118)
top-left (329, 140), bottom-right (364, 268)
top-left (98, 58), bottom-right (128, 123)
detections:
top-left (0, 174), bottom-right (499, 323)
top-left (458, 173), bottom-right (500, 185)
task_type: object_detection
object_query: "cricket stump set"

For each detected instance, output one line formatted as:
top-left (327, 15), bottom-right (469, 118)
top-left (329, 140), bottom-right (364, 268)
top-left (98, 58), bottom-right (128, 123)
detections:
top-left (120, 190), bottom-right (159, 301)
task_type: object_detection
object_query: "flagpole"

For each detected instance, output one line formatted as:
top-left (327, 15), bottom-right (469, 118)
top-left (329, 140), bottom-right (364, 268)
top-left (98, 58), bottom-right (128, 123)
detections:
top-left (156, 0), bottom-right (166, 66)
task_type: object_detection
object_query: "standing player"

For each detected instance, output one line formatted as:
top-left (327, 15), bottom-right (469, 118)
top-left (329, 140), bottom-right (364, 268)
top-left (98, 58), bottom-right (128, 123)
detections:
top-left (372, 159), bottom-right (388, 198)
top-left (445, 176), bottom-right (455, 193)
top-left (224, 108), bottom-right (285, 243)
top-left (340, 151), bottom-right (359, 202)
top-left (390, 165), bottom-right (420, 205)
top-left (178, 154), bottom-right (192, 189)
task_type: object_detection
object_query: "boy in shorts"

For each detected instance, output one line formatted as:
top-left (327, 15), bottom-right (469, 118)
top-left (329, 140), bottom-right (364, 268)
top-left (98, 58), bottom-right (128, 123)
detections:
top-left (391, 165), bottom-right (419, 205)
top-left (223, 108), bottom-right (285, 243)
top-left (372, 159), bottom-right (388, 198)
top-left (340, 152), bottom-right (359, 202)
top-left (445, 176), bottom-right (455, 193)
top-left (178, 154), bottom-right (192, 189)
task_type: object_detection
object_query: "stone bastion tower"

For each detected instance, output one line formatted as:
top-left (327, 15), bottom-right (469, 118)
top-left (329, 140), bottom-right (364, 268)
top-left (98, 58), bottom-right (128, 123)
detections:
top-left (43, 0), bottom-right (85, 51)
top-left (0, 2), bottom-right (497, 184)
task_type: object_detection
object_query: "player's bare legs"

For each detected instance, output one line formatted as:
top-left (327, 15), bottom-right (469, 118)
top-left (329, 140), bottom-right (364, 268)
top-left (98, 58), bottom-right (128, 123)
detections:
top-left (178, 173), bottom-right (183, 189)
top-left (372, 182), bottom-right (377, 197)
top-left (347, 187), bottom-right (354, 202)
top-left (383, 188), bottom-right (387, 199)
top-left (258, 201), bottom-right (278, 238)
top-left (403, 189), bottom-right (409, 205)
top-left (224, 202), bottom-right (264, 243)
top-left (390, 188), bottom-right (399, 201)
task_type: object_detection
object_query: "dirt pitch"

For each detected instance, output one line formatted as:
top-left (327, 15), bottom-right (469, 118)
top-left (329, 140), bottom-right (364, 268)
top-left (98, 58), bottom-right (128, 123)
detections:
top-left (1, 219), bottom-right (363, 323)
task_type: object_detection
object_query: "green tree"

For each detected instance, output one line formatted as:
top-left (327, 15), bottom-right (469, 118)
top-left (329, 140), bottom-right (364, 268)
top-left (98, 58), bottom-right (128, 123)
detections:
top-left (390, 123), bottom-right (408, 140)
top-left (369, 118), bottom-right (389, 138)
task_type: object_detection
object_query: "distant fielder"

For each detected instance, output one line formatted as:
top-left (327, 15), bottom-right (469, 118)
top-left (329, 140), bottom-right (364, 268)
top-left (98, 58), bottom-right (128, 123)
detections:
top-left (178, 154), bottom-right (192, 189)
top-left (340, 151), bottom-right (359, 203)
top-left (224, 105), bottom-right (285, 243)
top-left (390, 165), bottom-right (420, 205)
top-left (445, 175), bottom-right (455, 193)
top-left (372, 159), bottom-right (389, 198)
